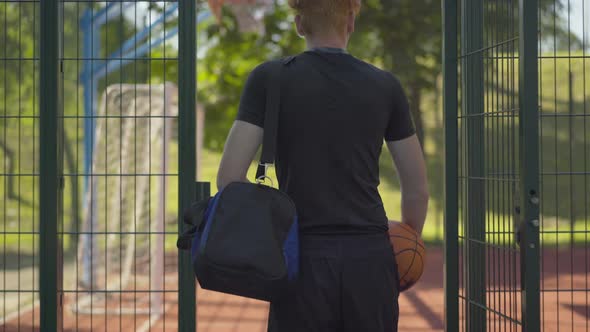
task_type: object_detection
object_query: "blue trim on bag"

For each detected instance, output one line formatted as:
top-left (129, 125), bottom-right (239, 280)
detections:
top-left (191, 190), bottom-right (223, 262)
top-left (190, 231), bottom-right (201, 261)
top-left (199, 190), bottom-right (223, 253)
top-left (283, 216), bottom-right (300, 281)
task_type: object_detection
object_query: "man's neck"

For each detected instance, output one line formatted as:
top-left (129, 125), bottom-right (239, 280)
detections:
top-left (306, 36), bottom-right (348, 50)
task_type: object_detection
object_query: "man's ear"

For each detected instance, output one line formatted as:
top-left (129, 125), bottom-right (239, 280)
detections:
top-left (294, 14), bottom-right (306, 37)
top-left (347, 11), bottom-right (355, 34)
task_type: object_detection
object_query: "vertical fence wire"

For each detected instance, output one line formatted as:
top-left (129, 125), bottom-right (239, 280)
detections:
top-left (443, 0), bottom-right (460, 330)
top-left (455, 0), bottom-right (524, 330)
top-left (519, 0), bottom-right (541, 330)
top-left (178, 0), bottom-right (197, 330)
top-left (0, 1), bottom-right (204, 330)
top-left (0, 0), bottom-right (42, 330)
top-left (448, 0), bottom-right (590, 330)
top-left (59, 1), bottom-right (181, 330)
top-left (538, 0), bottom-right (590, 330)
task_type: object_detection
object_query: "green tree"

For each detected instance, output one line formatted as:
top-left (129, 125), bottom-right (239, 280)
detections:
top-left (197, 2), bottom-right (303, 149)
top-left (351, 0), bottom-right (442, 147)
top-left (0, 2), bottom-right (38, 206)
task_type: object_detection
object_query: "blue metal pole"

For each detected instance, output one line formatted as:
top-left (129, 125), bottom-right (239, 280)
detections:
top-left (94, 27), bottom-right (179, 81)
top-left (91, 2), bottom-right (115, 25)
top-left (80, 8), bottom-right (100, 288)
top-left (81, 10), bottom-right (91, 198)
top-left (92, 10), bottom-right (212, 81)
top-left (107, 3), bottom-right (179, 60)
top-left (80, 9), bottom-right (91, 288)
top-left (92, 2), bottom-right (134, 29)
top-left (79, 3), bottom-right (211, 288)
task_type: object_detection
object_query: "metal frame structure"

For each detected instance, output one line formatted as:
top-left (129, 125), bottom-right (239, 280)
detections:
top-left (40, 0), bottom-right (61, 330)
top-left (79, 3), bottom-right (211, 289)
top-left (443, 0), bottom-right (544, 330)
top-left (178, 1), bottom-right (198, 329)
top-left (72, 83), bottom-right (178, 324)
top-left (518, 0), bottom-right (540, 330)
top-left (442, 0), bottom-right (459, 330)
top-left (36, 1), bottom-right (205, 330)
top-left (461, 1), bottom-right (487, 329)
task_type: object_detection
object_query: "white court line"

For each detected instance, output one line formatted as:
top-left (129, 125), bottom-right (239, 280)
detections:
top-left (136, 304), bottom-right (170, 332)
top-left (0, 301), bottom-right (38, 326)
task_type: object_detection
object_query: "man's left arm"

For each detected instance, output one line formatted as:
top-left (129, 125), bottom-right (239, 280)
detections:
top-left (217, 62), bottom-right (270, 190)
top-left (216, 120), bottom-right (263, 191)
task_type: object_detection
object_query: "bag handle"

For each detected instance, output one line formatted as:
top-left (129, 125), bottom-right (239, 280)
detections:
top-left (255, 56), bottom-right (295, 182)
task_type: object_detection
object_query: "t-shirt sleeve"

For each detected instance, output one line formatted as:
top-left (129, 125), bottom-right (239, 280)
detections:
top-left (236, 63), bottom-right (268, 128)
top-left (384, 76), bottom-right (416, 141)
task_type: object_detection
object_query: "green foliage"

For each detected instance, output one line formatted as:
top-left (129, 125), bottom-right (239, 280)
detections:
top-left (197, 4), bottom-right (304, 150)
top-left (0, 2), bottom-right (38, 118)
top-left (352, 0), bottom-right (442, 89)
top-left (347, 0), bottom-right (443, 146)
top-left (192, 1), bottom-right (579, 151)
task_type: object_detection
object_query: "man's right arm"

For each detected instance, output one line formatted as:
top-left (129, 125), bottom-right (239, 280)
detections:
top-left (386, 135), bottom-right (429, 234)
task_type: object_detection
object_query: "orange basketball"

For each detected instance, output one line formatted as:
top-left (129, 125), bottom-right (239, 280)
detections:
top-left (388, 221), bottom-right (426, 292)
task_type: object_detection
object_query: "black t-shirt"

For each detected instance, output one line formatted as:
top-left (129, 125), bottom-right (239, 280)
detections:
top-left (236, 49), bottom-right (415, 234)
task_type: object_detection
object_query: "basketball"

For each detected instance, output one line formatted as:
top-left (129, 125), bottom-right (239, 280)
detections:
top-left (388, 221), bottom-right (426, 292)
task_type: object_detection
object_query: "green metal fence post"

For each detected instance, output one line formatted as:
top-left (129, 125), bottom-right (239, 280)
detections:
top-left (39, 0), bottom-right (60, 330)
top-left (178, 0), bottom-right (198, 330)
top-left (519, 0), bottom-right (541, 330)
top-left (461, 0), bottom-right (486, 330)
top-left (443, 0), bottom-right (459, 330)
top-left (196, 182), bottom-right (211, 204)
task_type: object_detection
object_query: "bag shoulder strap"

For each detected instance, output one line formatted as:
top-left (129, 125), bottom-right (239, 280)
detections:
top-left (256, 56), bottom-right (295, 180)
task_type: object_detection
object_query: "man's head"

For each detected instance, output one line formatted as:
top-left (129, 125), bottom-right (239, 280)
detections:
top-left (288, 0), bottom-right (361, 48)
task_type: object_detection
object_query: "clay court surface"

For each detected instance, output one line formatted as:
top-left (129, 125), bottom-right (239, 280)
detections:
top-left (1, 248), bottom-right (588, 331)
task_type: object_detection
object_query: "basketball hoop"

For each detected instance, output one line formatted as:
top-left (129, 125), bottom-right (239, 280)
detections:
top-left (207, 0), bottom-right (225, 22)
top-left (207, 0), bottom-right (271, 32)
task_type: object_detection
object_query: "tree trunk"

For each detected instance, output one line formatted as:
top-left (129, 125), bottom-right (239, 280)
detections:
top-left (409, 81), bottom-right (425, 150)
top-left (0, 139), bottom-right (15, 198)
top-left (0, 139), bottom-right (32, 205)
top-left (388, 50), bottom-right (426, 150)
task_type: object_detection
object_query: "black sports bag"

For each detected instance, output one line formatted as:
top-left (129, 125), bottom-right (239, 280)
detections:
top-left (177, 57), bottom-right (299, 302)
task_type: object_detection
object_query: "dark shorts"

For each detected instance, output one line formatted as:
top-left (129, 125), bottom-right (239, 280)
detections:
top-left (267, 232), bottom-right (400, 332)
